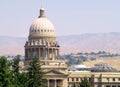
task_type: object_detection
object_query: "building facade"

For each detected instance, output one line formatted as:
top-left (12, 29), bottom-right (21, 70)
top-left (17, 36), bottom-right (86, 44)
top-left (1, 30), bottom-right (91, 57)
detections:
top-left (24, 6), bottom-right (120, 87)
top-left (68, 71), bottom-right (120, 87)
top-left (24, 7), bottom-right (68, 87)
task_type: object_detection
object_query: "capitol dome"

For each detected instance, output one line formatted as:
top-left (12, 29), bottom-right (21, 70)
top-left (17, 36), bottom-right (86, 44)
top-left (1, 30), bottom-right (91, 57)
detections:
top-left (29, 7), bottom-right (56, 39)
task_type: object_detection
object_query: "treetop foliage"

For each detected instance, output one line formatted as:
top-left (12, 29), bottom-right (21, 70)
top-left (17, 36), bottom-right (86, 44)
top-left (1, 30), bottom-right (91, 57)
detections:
top-left (0, 56), bottom-right (45, 87)
top-left (79, 77), bottom-right (92, 87)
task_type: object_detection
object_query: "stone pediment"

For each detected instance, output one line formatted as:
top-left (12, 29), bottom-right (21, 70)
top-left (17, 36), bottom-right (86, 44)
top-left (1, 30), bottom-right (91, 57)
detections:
top-left (45, 70), bottom-right (65, 75)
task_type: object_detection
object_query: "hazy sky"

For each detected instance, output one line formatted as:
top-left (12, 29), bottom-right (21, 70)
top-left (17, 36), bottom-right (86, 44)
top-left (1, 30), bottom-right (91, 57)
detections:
top-left (0, 0), bottom-right (120, 37)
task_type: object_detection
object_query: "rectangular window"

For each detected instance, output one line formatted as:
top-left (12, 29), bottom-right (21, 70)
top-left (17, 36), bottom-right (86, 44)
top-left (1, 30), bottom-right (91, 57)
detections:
top-left (76, 78), bottom-right (78, 81)
top-left (112, 85), bottom-right (116, 87)
top-left (72, 78), bottom-right (74, 81)
top-left (107, 78), bottom-right (110, 82)
top-left (106, 85), bottom-right (110, 87)
top-left (68, 78), bottom-right (69, 81)
top-left (118, 78), bottom-right (120, 81)
top-left (113, 78), bottom-right (115, 81)
top-left (89, 78), bottom-right (91, 82)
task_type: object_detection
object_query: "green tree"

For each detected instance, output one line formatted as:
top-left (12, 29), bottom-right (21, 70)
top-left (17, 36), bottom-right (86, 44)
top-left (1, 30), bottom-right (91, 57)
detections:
top-left (0, 56), bottom-right (30, 87)
top-left (79, 77), bottom-right (92, 87)
top-left (12, 55), bottom-right (30, 87)
top-left (12, 55), bottom-right (21, 87)
top-left (28, 57), bottom-right (45, 87)
top-left (16, 72), bottom-right (30, 87)
top-left (73, 83), bottom-right (76, 87)
top-left (0, 57), bottom-right (13, 87)
top-left (12, 55), bottom-right (21, 73)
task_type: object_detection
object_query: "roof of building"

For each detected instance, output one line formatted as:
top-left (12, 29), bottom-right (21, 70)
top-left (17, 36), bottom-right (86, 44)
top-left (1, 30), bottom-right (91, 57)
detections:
top-left (68, 64), bottom-right (90, 71)
top-left (29, 7), bottom-right (56, 38)
top-left (90, 62), bottom-right (118, 72)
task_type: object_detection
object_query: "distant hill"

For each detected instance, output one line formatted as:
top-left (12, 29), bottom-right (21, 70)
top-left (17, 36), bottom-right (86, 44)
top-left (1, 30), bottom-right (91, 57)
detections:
top-left (0, 36), bottom-right (26, 55)
top-left (58, 32), bottom-right (120, 54)
top-left (1, 32), bottom-right (120, 55)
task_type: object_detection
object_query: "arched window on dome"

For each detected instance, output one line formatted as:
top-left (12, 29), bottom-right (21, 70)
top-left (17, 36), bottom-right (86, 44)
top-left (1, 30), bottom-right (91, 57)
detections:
top-left (35, 30), bottom-right (36, 32)
top-left (44, 30), bottom-right (46, 32)
top-left (48, 30), bottom-right (49, 32)
top-left (41, 29), bottom-right (43, 32)
top-left (38, 30), bottom-right (40, 32)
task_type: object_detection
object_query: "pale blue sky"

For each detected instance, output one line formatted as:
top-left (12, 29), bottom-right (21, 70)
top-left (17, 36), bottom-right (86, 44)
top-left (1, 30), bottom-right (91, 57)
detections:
top-left (0, 0), bottom-right (120, 37)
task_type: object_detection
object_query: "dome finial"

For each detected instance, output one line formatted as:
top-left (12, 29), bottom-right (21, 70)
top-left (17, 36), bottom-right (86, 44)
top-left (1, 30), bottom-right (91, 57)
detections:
top-left (39, 0), bottom-right (45, 18)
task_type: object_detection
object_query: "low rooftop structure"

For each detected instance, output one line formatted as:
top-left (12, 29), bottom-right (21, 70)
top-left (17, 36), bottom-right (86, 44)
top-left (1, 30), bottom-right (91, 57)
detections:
top-left (68, 64), bottom-right (90, 72)
top-left (90, 62), bottom-right (117, 72)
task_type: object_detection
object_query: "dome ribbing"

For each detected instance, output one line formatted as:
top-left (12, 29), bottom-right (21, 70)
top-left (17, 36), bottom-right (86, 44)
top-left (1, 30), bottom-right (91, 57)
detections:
top-left (29, 7), bottom-right (56, 39)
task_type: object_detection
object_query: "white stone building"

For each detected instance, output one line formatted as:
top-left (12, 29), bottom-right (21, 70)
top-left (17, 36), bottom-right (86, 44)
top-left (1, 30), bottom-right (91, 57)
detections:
top-left (24, 6), bottom-right (120, 87)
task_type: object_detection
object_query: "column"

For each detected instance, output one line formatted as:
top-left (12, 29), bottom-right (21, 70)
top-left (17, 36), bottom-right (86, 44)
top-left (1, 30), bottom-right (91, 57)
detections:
top-left (27, 48), bottom-right (29, 59)
top-left (56, 49), bottom-right (58, 60)
top-left (37, 48), bottom-right (39, 57)
top-left (47, 79), bottom-right (49, 87)
top-left (47, 49), bottom-right (48, 59)
top-left (61, 80), bottom-right (63, 87)
top-left (55, 79), bottom-right (56, 87)
top-left (53, 49), bottom-right (55, 60)
top-left (45, 48), bottom-right (47, 59)
top-left (55, 49), bottom-right (57, 60)
top-left (52, 48), bottom-right (54, 60)
top-left (43, 48), bottom-right (45, 58)
top-left (41, 48), bottom-right (43, 58)
top-left (32, 48), bottom-right (34, 58)
top-left (39, 48), bottom-right (41, 58)
top-left (30, 48), bottom-right (32, 59)
top-left (28, 48), bottom-right (30, 59)
top-left (25, 48), bottom-right (27, 58)
top-left (57, 49), bottom-right (59, 59)
top-left (46, 49), bottom-right (47, 60)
